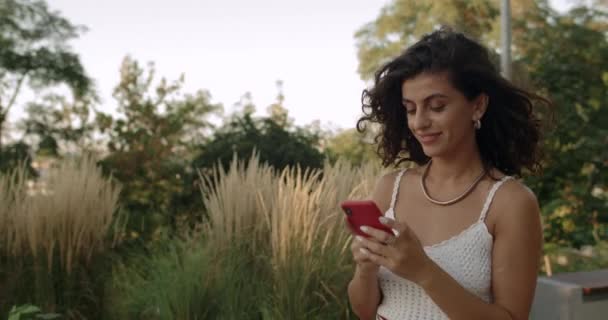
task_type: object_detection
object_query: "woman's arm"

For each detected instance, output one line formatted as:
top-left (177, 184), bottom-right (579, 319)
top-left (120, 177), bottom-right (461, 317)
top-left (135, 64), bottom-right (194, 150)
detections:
top-left (419, 182), bottom-right (543, 320)
top-left (347, 172), bottom-right (398, 319)
top-left (348, 266), bottom-right (382, 320)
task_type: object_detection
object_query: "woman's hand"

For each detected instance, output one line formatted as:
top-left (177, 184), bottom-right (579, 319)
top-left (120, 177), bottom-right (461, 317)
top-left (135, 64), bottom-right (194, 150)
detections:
top-left (350, 230), bottom-right (380, 275)
top-left (356, 216), bottom-right (434, 285)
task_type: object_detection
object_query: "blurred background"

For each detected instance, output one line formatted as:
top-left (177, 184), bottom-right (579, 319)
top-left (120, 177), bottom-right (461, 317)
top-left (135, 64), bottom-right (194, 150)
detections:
top-left (0, 0), bottom-right (606, 319)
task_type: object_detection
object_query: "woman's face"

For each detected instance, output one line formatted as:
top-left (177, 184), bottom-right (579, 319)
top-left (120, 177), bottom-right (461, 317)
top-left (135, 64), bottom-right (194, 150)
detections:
top-left (401, 71), bottom-right (486, 158)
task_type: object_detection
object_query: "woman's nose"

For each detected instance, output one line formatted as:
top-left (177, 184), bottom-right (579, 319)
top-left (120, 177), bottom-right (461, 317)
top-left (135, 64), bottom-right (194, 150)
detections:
top-left (411, 110), bottom-right (431, 130)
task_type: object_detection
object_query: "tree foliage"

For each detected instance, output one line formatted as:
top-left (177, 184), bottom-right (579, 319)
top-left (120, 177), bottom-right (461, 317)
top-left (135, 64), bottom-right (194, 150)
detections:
top-left (98, 56), bottom-right (222, 240)
top-left (0, 0), bottom-right (92, 145)
top-left (194, 89), bottom-right (325, 173)
top-left (354, 0), bottom-right (538, 81)
top-left (0, 0), bottom-right (92, 174)
top-left (324, 128), bottom-right (379, 167)
top-left (19, 93), bottom-right (98, 157)
top-left (518, 4), bottom-right (608, 246)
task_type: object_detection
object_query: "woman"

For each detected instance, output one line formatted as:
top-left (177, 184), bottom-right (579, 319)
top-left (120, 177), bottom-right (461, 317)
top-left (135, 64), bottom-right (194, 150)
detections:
top-left (347, 27), bottom-right (550, 320)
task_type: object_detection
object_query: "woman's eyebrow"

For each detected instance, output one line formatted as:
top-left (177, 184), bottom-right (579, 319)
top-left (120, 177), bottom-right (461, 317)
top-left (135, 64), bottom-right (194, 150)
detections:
top-left (402, 93), bottom-right (449, 105)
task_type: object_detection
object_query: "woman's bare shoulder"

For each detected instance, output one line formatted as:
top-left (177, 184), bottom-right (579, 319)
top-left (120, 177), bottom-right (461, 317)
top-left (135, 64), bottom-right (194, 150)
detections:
top-left (495, 176), bottom-right (537, 204)
top-left (492, 176), bottom-right (540, 228)
top-left (371, 168), bottom-right (412, 213)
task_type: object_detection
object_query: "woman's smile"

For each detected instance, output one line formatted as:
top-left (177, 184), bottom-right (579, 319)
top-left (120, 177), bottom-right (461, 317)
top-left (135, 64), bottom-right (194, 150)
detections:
top-left (416, 132), bottom-right (442, 145)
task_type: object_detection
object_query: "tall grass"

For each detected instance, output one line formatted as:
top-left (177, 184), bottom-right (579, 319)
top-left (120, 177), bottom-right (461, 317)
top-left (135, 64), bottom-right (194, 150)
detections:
top-left (0, 164), bottom-right (29, 261)
top-left (0, 156), bottom-right (122, 318)
top-left (109, 154), bottom-right (383, 319)
top-left (106, 239), bottom-right (214, 320)
top-left (200, 154), bottom-right (382, 318)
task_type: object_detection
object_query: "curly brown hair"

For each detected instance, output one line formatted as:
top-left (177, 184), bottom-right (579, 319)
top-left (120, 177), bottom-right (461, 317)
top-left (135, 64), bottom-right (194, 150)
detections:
top-left (357, 27), bottom-right (551, 177)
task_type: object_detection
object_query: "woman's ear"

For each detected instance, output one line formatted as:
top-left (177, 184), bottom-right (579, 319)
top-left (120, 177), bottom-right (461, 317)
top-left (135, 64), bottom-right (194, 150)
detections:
top-left (472, 93), bottom-right (489, 121)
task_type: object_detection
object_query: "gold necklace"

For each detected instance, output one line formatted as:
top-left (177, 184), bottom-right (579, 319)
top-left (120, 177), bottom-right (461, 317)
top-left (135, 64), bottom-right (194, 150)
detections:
top-left (420, 160), bottom-right (486, 206)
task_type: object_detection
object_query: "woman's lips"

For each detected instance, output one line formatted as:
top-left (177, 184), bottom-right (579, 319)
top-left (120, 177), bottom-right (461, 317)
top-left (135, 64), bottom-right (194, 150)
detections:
top-left (417, 133), bottom-right (442, 144)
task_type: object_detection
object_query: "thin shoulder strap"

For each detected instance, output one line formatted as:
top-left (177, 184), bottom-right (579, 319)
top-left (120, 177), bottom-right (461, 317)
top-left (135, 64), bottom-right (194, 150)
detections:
top-left (479, 176), bottom-right (513, 222)
top-left (390, 169), bottom-right (408, 210)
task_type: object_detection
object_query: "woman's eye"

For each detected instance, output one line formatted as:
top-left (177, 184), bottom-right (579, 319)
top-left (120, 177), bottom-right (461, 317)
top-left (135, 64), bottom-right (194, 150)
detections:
top-left (431, 105), bottom-right (446, 112)
top-left (403, 103), bottom-right (416, 114)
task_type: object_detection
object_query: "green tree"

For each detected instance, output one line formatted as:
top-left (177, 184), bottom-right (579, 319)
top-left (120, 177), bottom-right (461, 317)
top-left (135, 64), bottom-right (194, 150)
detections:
top-left (98, 56), bottom-right (222, 240)
top-left (19, 93), bottom-right (98, 157)
top-left (354, 0), bottom-right (538, 80)
top-left (518, 4), bottom-right (608, 246)
top-left (194, 87), bottom-right (325, 173)
top-left (267, 80), bottom-right (290, 127)
top-left (324, 128), bottom-right (379, 167)
top-left (0, 0), bottom-right (92, 148)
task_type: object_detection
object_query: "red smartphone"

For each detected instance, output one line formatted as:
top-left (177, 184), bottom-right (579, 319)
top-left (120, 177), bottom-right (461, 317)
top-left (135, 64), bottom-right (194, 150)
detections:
top-left (341, 200), bottom-right (395, 238)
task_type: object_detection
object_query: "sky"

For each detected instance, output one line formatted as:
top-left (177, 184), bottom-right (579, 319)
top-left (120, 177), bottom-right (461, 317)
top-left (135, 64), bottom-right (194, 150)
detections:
top-left (32, 0), bottom-right (575, 130)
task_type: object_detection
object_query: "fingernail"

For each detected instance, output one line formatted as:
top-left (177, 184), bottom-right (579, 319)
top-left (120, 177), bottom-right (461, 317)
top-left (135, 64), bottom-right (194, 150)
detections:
top-left (379, 217), bottom-right (389, 224)
top-left (355, 235), bottom-right (364, 242)
top-left (359, 248), bottom-right (369, 254)
top-left (360, 226), bottom-right (369, 232)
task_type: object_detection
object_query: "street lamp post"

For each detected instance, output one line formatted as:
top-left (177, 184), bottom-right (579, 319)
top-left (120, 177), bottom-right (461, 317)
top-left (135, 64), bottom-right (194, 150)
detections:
top-left (501, 0), bottom-right (512, 80)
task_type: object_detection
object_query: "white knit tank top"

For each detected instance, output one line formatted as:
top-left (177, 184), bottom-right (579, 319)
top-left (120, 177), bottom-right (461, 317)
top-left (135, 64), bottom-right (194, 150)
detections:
top-left (376, 169), bottom-right (512, 320)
